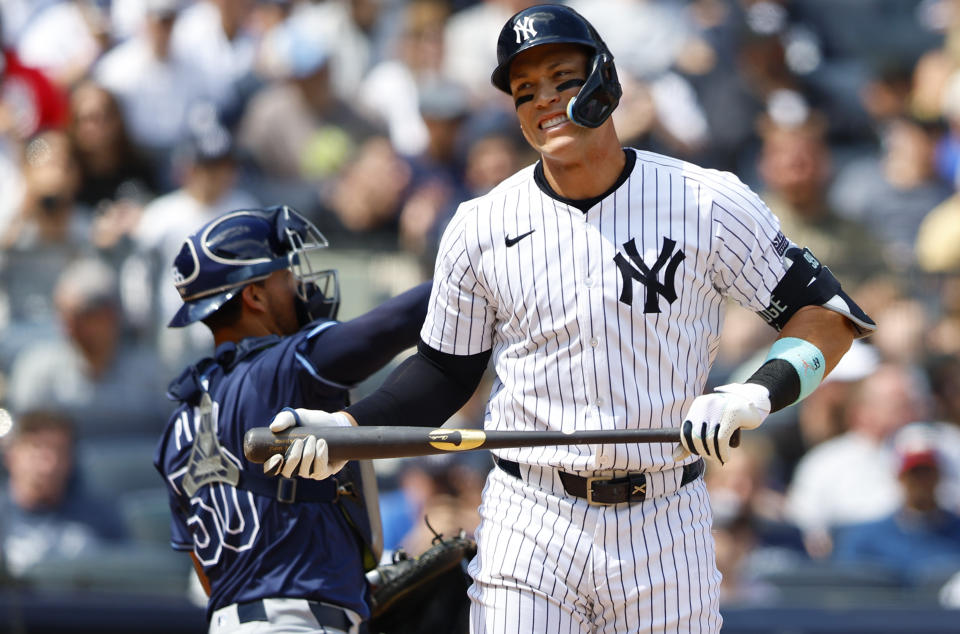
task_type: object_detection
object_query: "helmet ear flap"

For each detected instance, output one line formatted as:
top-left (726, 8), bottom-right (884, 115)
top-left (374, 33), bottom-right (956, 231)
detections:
top-left (566, 52), bottom-right (621, 128)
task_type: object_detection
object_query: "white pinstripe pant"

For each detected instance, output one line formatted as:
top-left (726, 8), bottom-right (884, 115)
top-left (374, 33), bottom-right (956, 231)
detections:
top-left (468, 464), bottom-right (722, 633)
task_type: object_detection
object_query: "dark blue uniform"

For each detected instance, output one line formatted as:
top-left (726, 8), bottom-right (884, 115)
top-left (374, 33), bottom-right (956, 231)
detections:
top-left (154, 284), bottom-right (429, 621)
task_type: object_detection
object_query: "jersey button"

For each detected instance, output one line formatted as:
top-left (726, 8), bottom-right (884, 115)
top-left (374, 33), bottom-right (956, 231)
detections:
top-left (590, 337), bottom-right (599, 347)
top-left (585, 277), bottom-right (593, 288)
top-left (596, 397), bottom-right (605, 407)
top-left (597, 455), bottom-right (611, 467)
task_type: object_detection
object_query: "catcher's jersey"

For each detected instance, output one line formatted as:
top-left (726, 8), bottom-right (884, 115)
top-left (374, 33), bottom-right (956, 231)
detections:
top-left (154, 324), bottom-right (372, 620)
top-left (422, 148), bottom-right (790, 473)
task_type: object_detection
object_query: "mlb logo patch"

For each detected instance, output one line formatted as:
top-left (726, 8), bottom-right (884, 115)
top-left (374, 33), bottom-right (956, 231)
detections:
top-left (772, 232), bottom-right (789, 257)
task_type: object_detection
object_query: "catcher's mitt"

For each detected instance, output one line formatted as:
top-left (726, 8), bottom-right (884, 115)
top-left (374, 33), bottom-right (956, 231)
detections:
top-left (367, 528), bottom-right (477, 634)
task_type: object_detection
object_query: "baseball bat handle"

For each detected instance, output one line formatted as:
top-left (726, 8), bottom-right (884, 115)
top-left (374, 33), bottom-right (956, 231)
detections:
top-left (243, 426), bottom-right (683, 464)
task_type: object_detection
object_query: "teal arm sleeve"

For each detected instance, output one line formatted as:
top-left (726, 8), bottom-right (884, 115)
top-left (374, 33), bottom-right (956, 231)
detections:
top-left (764, 337), bottom-right (826, 402)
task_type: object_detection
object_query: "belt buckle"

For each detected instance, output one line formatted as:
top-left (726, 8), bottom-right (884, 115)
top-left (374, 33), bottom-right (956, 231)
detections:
top-left (277, 477), bottom-right (297, 504)
top-left (585, 475), bottom-right (614, 506)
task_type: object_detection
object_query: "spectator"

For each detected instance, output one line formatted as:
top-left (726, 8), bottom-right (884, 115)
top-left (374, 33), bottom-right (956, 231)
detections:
top-left (93, 0), bottom-right (206, 178)
top-left (14, 0), bottom-right (112, 90)
top-left (356, 0), bottom-right (452, 157)
top-left (168, 0), bottom-right (260, 123)
top-left (0, 46), bottom-right (70, 235)
top-left (569, 0), bottom-right (712, 157)
top-left (68, 80), bottom-right (156, 210)
top-left (0, 409), bottom-right (128, 578)
top-left (706, 434), bottom-right (806, 556)
top-left (926, 353), bottom-right (960, 425)
top-left (683, 1), bottom-right (827, 173)
top-left (284, 0), bottom-right (385, 102)
top-left (238, 19), bottom-right (381, 187)
top-left (397, 78), bottom-right (472, 262)
top-left (0, 130), bottom-right (93, 369)
top-left (833, 429), bottom-right (960, 586)
top-left (67, 80), bottom-right (156, 256)
top-left (916, 192), bottom-right (960, 274)
top-left (323, 136), bottom-right (412, 249)
top-left (829, 115), bottom-right (952, 272)
top-left (870, 297), bottom-right (934, 365)
top-left (401, 109), bottom-right (529, 273)
top-left (786, 362), bottom-right (931, 557)
top-left (756, 106), bottom-right (885, 285)
top-left (0, 46), bottom-right (70, 138)
top-left (7, 257), bottom-right (171, 437)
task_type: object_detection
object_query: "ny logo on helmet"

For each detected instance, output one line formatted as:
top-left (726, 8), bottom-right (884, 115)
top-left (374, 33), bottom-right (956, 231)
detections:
top-left (513, 16), bottom-right (537, 43)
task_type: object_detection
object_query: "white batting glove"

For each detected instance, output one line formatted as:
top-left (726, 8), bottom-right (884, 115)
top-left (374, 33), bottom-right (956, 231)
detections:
top-left (262, 408), bottom-right (354, 480)
top-left (675, 383), bottom-right (771, 466)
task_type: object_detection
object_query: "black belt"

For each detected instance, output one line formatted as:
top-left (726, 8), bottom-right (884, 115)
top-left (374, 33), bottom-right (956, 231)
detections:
top-left (494, 457), bottom-right (704, 505)
top-left (236, 599), bottom-right (361, 631)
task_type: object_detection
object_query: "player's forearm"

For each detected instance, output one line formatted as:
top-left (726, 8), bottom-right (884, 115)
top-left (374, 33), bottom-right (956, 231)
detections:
top-left (778, 305), bottom-right (856, 375)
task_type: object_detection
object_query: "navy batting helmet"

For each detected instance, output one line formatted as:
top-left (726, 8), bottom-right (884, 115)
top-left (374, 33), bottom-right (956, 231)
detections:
top-left (490, 4), bottom-right (621, 128)
top-left (168, 205), bottom-right (339, 327)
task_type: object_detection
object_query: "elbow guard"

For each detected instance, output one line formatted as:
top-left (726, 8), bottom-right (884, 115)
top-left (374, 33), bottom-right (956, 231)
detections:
top-left (757, 247), bottom-right (877, 338)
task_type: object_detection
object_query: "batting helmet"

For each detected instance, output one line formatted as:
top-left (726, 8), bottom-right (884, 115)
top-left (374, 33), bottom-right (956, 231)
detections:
top-left (168, 205), bottom-right (339, 328)
top-left (490, 4), bottom-right (621, 128)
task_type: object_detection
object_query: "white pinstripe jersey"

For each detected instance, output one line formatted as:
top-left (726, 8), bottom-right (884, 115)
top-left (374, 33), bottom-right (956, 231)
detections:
top-left (421, 148), bottom-right (791, 473)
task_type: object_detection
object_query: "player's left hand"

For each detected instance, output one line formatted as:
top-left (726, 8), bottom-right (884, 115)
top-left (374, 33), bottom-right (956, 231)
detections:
top-left (674, 383), bottom-right (771, 465)
top-left (262, 408), bottom-right (354, 480)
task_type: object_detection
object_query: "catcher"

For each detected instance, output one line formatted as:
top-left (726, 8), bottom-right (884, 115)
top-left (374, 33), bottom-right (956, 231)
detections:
top-left (154, 206), bottom-right (434, 634)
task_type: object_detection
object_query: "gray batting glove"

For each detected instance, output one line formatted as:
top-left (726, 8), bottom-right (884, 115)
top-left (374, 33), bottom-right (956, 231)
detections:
top-left (262, 408), bottom-right (353, 480)
top-left (674, 383), bottom-right (771, 466)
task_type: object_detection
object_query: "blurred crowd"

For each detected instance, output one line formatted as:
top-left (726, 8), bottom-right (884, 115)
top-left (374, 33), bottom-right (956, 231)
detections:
top-left (1, 0), bottom-right (960, 612)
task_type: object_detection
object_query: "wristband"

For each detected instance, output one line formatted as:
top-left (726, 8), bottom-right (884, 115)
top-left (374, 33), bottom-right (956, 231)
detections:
top-left (747, 337), bottom-right (825, 411)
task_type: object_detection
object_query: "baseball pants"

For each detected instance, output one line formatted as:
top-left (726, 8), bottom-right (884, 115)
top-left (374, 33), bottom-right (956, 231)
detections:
top-left (468, 463), bottom-right (722, 633)
top-left (209, 598), bottom-right (364, 634)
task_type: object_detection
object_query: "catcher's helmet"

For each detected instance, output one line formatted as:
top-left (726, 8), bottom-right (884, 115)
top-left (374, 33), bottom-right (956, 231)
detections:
top-left (169, 205), bottom-right (339, 327)
top-left (490, 4), bottom-right (621, 128)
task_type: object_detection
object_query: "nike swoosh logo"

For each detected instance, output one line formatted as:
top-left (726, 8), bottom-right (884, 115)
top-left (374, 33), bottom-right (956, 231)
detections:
top-left (505, 229), bottom-right (536, 247)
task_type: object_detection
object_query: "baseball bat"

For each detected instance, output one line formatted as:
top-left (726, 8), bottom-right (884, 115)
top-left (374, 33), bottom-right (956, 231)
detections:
top-left (243, 426), bottom-right (683, 463)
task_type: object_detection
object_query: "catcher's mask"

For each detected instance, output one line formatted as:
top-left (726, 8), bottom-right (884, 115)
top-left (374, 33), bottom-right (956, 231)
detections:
top-left (490, 4), bottom-right (621, 128)
top-left (169, 205), bottom-right (339, 328)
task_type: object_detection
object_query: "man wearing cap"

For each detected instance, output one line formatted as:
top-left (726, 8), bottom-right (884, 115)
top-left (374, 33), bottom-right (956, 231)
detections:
top-left (154, 205), bottom-right (430, 633)
top-left (7, 257), bottom-right (170, 436)
top-left (1, 409), bottom-right (128, 578)
top-left (833, 426), bottom-right (960, 585)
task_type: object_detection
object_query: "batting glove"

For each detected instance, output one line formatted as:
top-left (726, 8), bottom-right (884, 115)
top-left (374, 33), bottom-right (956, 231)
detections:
top-left (262, 408), bottom-right (354, 480)
top-left (674, 383), bottom-right (771, 466)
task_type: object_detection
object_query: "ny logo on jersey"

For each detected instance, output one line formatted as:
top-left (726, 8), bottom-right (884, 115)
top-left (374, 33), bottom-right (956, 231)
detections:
top-left (513, 16), bottom-right (538, 43)
top-left (614, 237), bottom-right (685, 313)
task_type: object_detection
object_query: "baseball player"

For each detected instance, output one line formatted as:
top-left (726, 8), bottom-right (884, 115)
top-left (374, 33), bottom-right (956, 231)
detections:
top-left (267, 6), bottom-right (876, 632)
top-left (153, 205), bottom-right (430, 633)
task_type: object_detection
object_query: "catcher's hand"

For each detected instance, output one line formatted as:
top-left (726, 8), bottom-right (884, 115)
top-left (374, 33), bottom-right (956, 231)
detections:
top-left (367, 529), bottom-right (477, 634)
top-left (675, 383), bottom-right (771, 465)
top-left (262, 408), bottom-right (353, 479)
